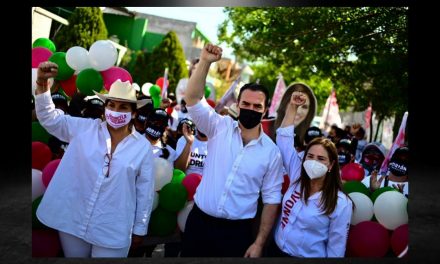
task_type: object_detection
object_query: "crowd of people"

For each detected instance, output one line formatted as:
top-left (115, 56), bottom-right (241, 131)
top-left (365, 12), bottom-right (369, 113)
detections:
top-left (32, 43), bottom-right (408, 258)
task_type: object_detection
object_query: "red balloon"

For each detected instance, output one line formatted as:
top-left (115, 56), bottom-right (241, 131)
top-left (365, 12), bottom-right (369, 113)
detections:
top-left (32, 141), bottom-right (52, 170)
top-left (206, 99), bottom-right (216, 109)
top-left (32, 229), bottom-right (61, 257)
top-left (181, 173), bottom-right (202, 200)
top-left (32, 47), bottom-right (53, 68)
top-left (347, 221), bottom-right (390, 257)
top-left (59, 74), bottom-right (77, 97)
top-left (261, 118), bottom-right (276, 141)
top-left (281, 174), bottom-right (290, 195)
top-left (391, 224), bottom-right (408, 257)
top-left (101, 66), bottom-right (133, 91)
top-left (341, 163), bottom-right (365, 181)
top-left (42, 159), bottom-right (61, 187)
top-left (156, 77), bottom-right (169, 89)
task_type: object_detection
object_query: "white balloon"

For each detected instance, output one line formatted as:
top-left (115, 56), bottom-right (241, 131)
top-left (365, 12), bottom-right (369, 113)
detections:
top-left (141, 82), bottom-right (153, 96)
top-left (66, 46), bottom-right (91, 71)
top-left (177, 201), bottom-right (194, 232)
top-left (374, 191), bottom-right (408, 230)
top-left (348, 192), bottom-right (374, 225)
top-left (153, 157), bottom-right (173, 191)
top-left (132, 83), bottom-right (140, 92)
top-left (88, 40), bottom-right (118, 71)
top-left (152, 191), bottom-right (159, 211)
top-left (32, 169), bottom-right (46, 201)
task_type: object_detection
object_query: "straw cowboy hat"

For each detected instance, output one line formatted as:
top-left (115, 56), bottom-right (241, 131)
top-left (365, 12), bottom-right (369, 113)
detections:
top-left (94, 79), bottom-right (150, 109)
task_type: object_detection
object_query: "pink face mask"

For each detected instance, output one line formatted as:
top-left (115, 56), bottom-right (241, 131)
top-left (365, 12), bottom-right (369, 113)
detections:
top-left (105, 109), bottom-right (132, 129)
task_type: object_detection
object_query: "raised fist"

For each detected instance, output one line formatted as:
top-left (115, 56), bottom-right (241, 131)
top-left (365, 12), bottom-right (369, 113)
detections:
top-left (200, 43), bottom-right (223, 63)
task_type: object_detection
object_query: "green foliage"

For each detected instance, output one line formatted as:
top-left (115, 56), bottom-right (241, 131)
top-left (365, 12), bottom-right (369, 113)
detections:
top-left (144, 31), bottom-right (188, 94)
top-left (54, 7), bottom-right (108, 51)
top-left (219, 7), bottom-right (408, 122)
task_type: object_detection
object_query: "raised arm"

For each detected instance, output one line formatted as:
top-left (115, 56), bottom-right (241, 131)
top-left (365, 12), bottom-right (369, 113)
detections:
top-left (185, 44), bottom-right (222, 107)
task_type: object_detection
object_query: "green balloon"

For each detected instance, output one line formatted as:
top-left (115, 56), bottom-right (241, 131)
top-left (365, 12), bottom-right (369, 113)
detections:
top-left (152, 95), bottom-right (161, 108)
top-left (159, 183), bottom-right (188, 212)
top-left (171, 169), bottom-right (186, 184)
top-left (32, 196), bottom-right (48, 229)
top-left (48, 52), bottom-right (74, 81)
top-left (76, 68), bottom-right (103, 96)
top-left (32, 122), bottom-right (51, 144)
top-left (370, 186), bottom-right (398, 204)
top-left (149, 84), bottom-right (161, 97)
top-left (343, 181), bottom-right (370, 196)
top-left (148, 207), bottom-right (177, 236)
top-left (204, 85), bottom-right (211, 98)
top-left (33, 38), bottom-right (56, 53)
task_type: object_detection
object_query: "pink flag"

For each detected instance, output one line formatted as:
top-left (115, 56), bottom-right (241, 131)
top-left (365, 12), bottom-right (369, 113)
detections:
top-left (379, 111), bottom-right (408, 174)
top-left (319, 89), bottom-right (342, 131)
top-left (268, 73), bottom-right (286, 118)
top-left (161, 67), bottom-right (169, 99)
top-left (365, 102), bottom-right (372, 129)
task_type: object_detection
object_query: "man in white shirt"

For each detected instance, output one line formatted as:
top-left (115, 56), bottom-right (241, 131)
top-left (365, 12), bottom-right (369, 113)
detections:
top-left (180, 44), bottom-right (284, 257)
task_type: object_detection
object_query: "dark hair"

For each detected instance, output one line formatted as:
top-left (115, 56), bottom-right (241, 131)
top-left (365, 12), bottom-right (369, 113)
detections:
top-left (237, 83), bottom-right (270, 109)
top-left (104, 99), bottom-right (137, 112)
top-left (275, 83), bottom-right (317, 146)
top-left (355, 127), bottom-right (366, 139)
top-left (296, 137), bottom-right (348, 215)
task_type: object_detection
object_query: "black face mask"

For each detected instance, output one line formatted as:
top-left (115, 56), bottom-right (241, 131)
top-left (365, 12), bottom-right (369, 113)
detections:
top-left (145, 123), bottom-right (165, 140)
top-left (388, 159), bottom-right (408, 177)
top-left (238, 108), bottom-right (263, 129)
top-left (338, 151), bottom-right (352, 166)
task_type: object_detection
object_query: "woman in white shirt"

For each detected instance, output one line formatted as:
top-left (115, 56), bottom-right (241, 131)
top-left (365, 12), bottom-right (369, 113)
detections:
top-left (34, 62), bottom-right (155, 258)
top-left (271, 91), bottom-right (353, 257)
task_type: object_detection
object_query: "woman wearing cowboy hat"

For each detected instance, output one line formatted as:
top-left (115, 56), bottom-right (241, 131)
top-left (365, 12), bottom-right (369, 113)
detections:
top-left (34, 61), bottom-right (155, 258)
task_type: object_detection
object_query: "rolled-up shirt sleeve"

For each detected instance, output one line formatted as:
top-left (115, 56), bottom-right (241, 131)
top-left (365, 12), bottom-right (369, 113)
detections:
top-left (186, 98), bottom-right (228, 139)
top-left (35, 90), bottom-right (97, 143)
top-left (261, 148), bottom-right (284, 204)
top-left (276, 125), bottom-right (302, 182)
top-left (133, 147), bottom-right (155, 236)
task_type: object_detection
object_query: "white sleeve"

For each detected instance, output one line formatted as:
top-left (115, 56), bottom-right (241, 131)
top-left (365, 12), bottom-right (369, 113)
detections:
top-left (261, 148), bottom-right (284, 204)
top-left (133, 146), bottom-right (155, 235)
top-left (327, 195), bottom-right (353, 257)
top-left (175, 136), bottom-right (187, 157)
top-left (35, 90), bottom-right (97, 143)
top-left (186, 98), bottom-right (229, 139)
top-left (276, 125), bottom-right (302, 183)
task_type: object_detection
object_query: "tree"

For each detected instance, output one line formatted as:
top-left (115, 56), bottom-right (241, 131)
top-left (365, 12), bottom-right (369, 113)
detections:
top-left (54, 7), bottom-right (108, 51)
top-left (144, 31), bottom-right (188, 94)
top-left (219, 7), bottom-right (408, 136)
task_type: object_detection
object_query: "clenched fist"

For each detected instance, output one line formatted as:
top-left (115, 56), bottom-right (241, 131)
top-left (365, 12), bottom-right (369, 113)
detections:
top-left (200, 43), bottom-right (223, 63)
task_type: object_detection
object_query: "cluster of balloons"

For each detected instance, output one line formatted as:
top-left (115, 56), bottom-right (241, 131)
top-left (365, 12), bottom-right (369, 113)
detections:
top-left (149, 158), bottom-right (202, 236)
top-left (344, 181), bottom-right (408, 257)
top-left (32, 38), bottom-right (133, 98)
top-left (32, 139), bottom-right (62, 257)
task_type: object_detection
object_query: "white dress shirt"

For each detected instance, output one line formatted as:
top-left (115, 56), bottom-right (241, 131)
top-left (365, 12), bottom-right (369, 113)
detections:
top-left (35, 90), bottom-right (155, 249)
top-left (175, 136), bottom-right (208, 176)
top-left (275, 126), bottom-right (353, 257)
top-left (187, 99), bottom-right (284, 220)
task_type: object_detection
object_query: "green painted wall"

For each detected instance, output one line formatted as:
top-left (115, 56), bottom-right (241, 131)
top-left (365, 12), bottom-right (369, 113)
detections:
top-left (103, 14), bottom-right (148, 51)
top-left (142, 32), bottom-right (165, 52)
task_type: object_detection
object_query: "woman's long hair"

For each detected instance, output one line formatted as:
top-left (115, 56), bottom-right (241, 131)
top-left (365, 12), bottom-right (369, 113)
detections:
top-left (295, 137), bottom-right (346, 215)
top-left (275, 82), bottom-right (317, 146)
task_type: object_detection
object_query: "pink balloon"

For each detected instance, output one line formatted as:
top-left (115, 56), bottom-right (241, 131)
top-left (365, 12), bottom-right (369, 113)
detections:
top-left (32, 229), bottom-right (61, 257)
top-left (100, 66), bottom-right (133, 91)
top-left (32, 47), bottom-right (53, 68)
top-left (32, 141), bottom-right (52, 170)
top-left (391, 224), bottom-right (408, 257)
top-left (42, 159), bottom-right (61, 187)
top-left (341, 163), bottom-right (365, 181)
top-left (346, 221), bottom-right (390, 257)
top-left (182, 173), bottom-right (202, 201)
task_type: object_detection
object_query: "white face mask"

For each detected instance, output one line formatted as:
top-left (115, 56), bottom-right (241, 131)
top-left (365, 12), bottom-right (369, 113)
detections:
top-left (303, 160), bottom-right (328, 180)
top-left (105, 109), bottom-right (132, 129)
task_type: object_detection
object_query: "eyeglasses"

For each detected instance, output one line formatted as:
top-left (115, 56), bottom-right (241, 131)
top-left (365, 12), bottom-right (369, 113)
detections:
top-left (103, 153), bottom-right (112, 178)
